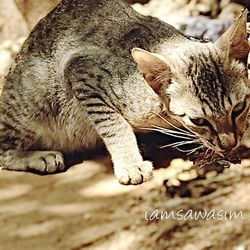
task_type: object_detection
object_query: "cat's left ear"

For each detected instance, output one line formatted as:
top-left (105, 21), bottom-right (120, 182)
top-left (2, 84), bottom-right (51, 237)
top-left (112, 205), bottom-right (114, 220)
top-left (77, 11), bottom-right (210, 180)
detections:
top-left (131, 48), bottom-right (171, 93)
top-left (215, 9), bottom-right (250, 65)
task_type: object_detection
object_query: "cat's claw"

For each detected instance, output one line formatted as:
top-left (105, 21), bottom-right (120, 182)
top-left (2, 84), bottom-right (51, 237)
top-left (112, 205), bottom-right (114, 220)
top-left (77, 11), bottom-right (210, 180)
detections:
top-left (27, 151), bottom-right (65, 174)
top-left (115, 161), bottom-right (153, 185)
top-left (1, 150), bottom-right (66, 174)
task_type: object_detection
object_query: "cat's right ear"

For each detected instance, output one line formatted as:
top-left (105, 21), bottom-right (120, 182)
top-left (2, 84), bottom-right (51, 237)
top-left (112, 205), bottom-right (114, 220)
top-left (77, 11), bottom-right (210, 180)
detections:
top-left (131, 48), bottom-right (171, 93)
top-left (214, 9), bottom-right (250, 65)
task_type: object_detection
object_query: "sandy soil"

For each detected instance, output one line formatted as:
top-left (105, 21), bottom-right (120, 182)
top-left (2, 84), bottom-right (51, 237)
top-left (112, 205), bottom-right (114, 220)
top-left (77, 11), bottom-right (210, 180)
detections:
top-left (0, 147), bottom-right (249, 250)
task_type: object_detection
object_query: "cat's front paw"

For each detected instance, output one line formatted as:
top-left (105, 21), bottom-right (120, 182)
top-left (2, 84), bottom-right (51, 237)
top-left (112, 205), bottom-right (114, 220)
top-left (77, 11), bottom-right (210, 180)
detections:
top-left (115, 161), bottom-right (153, 185)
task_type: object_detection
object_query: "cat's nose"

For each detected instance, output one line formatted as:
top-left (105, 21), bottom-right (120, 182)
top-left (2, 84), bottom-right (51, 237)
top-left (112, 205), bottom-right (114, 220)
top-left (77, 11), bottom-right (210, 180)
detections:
top-left (218, 133), bottom-right (237, 152)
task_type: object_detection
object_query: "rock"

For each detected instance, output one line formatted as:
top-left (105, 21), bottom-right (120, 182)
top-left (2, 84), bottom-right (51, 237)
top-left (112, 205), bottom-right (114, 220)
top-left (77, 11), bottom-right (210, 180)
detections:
top-left (233, 0), bottom-right (250, 9)
top-left (172, 16), bottom-right (233, 42)
top-left (0, 49), bottom-right (12, 77)
top-left (0, 0), bottom-right (28, 43)
top-left (0, 38), bottom-right (24, 90)
top-left (188, 0), bottom-right (220, 18)
top-left (218, 3), bottom-right (245, 19)
top-left (15, 0), bottom-right (61, 30)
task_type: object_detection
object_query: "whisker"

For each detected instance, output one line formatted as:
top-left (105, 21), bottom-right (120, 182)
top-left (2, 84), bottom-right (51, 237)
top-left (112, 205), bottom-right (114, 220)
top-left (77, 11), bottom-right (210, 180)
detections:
top-left (172, 144), bottom-right (204, 154)
top-left (155, 130), bottom-right (196, 140)
top-left (154, 112), bottom-right (192, 134)
top-left (160, 141), bottom-right (189, 149)
top-left (186, 145), bottom-right (204, 155)
top-left (175, 147), bottom-right (196, 153)
top-left (160, 139), bottom-right (200, 149)
top-left (152, 125), bottom-right (197, 138)
top-left (140, 127), bottom-right (196, 140)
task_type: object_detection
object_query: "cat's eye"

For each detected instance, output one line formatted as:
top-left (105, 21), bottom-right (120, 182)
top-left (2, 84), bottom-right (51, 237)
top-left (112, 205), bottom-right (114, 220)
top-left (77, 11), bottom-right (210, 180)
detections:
top-left (190, 117), bottom-right (211, 127)
top-left (232, 100), bottom-right (246, 117)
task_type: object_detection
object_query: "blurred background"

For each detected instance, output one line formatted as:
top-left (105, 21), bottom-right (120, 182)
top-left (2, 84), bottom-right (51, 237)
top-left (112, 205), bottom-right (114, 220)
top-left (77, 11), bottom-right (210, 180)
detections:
top-left (0, 0), bottom-right (250, 249)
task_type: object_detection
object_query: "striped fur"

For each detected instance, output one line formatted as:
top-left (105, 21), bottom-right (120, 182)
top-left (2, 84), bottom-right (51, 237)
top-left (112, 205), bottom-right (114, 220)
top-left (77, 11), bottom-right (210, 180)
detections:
top-left (0, 0), bottom-right (249, 185)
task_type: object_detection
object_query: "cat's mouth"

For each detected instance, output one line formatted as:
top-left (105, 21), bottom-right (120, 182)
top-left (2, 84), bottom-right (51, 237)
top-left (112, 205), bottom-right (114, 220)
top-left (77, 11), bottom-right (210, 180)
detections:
top-left (198, 135), bottom-right (240, 157)
top-left (188, 145), bottom-right (241, 169)
top-left (188, 134), bottom-right (242, 169)
top-left (188, 139), bottom-right (241, 170)
top-left (141, 114), bottom-right (241, 168)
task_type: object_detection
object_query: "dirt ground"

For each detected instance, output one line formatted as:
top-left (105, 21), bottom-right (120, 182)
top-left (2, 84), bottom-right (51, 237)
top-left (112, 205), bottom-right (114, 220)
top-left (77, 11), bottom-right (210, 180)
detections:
top-left (0, 148), bottom-right (250, 250)
top-left (0, 1), bottom-right (250, 250)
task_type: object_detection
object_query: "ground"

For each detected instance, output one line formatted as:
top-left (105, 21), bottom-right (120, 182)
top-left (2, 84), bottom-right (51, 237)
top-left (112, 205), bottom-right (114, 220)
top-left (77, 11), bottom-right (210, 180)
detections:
top-left (0, 149), bottom-right (249, 249)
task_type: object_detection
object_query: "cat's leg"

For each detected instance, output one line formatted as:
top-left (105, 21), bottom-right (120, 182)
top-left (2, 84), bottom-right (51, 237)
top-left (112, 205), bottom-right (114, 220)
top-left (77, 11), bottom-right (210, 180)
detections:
top-left (0, 150), bottom-right (65, 174)
top-left (86, 107), bottom-right (153, 185)
top-left (66, 57), bottom-right (153, 184)
top-left (0, 119), bottom-right (65, 174)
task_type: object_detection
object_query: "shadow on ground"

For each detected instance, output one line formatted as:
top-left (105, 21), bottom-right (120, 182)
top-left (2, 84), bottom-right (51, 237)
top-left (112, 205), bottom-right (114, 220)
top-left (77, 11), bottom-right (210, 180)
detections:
top-left (0, 133), bottom-right (249, 250)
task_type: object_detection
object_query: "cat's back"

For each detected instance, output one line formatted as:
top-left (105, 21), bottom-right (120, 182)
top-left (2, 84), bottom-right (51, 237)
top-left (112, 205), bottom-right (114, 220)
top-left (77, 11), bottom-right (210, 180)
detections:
top-left (3, 0), bottom-right (187, 94)
top-left (16, 0), bottom-right (185, 59)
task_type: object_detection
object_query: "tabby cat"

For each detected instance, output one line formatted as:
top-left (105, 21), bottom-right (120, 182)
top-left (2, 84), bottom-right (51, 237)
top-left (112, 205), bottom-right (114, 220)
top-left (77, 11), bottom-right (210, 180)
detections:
top-left (0, 0), bottom-right (249, 185)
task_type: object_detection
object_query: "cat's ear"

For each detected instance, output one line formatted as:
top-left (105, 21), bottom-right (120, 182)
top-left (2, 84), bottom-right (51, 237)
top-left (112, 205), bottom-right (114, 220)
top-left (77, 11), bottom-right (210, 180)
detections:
top-left (131, 48), bottom-right (171, 93)
top-left (214, 9), bottom-right (250, 65)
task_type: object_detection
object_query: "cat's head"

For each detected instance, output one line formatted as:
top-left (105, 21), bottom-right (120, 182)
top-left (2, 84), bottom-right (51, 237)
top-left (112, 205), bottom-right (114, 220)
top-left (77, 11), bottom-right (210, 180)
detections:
top-left (132, 10), bottom-right (250, 155)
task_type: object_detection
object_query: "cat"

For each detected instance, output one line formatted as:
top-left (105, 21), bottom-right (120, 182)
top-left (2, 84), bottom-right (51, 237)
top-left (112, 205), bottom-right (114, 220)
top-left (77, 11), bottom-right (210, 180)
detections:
top-left (0, 0), bottom-right (249, 185)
